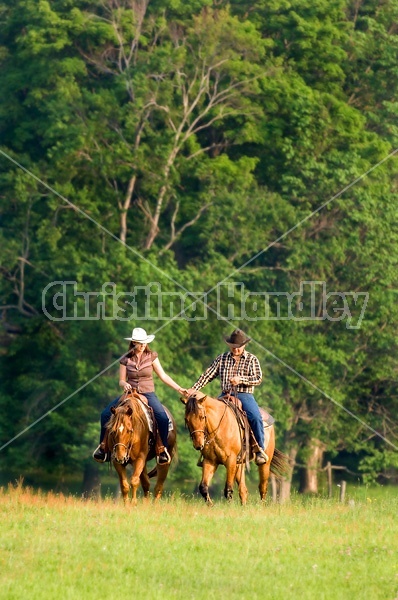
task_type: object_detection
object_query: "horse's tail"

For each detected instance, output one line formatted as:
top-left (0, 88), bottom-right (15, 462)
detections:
top-left (171, 442), bottom-right (178, 467)
top-left (270, 448), bottom-right (290, 479)
top-left (147, 466), bottom-right (157, 478)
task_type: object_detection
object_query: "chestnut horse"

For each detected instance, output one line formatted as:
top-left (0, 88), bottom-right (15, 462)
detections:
top-left (182, 391), bottom-right (288, 505)
top-left (106, 391), bottom-right (176, 504)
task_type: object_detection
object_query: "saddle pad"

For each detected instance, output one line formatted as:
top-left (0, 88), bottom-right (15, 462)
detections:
top-left (259, 407), bottom-right (275, 427)
top-left (164, 405), bottom-right (174, 432)
top-left (136, 399), bottom-right (173, 433)
top-left (137, 400), bottom-right (154, 432)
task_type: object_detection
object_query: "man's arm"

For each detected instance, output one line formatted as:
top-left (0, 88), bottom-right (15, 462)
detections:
top-left (191, 355), bottom-right (221, 391)
top-left (239, 356), bottom-right (262, 386)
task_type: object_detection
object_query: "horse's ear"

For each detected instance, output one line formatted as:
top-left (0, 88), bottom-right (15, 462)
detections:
top-left (111, 406), bottom-right (116, 414)
top-left (180, 395), bottom-right (188, 405)
top-left (197, 394), bottom-right (207, 404)
top-left (126, 406), bottom-right (133, 416)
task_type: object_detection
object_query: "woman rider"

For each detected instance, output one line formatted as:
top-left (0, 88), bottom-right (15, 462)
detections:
top-left (93, 327), bottom-right (186, 465)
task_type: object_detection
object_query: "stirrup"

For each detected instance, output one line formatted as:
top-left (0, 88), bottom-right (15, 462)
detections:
top-left (93, 445), bottom-right (109, 463)
top-left (255, 449), bottom-right (269, 466)
top-left (157, 448), bottom-right (171, 465)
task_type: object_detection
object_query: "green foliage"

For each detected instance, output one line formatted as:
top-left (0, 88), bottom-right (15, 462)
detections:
top-left (0, 0), bottom-right (397, 491)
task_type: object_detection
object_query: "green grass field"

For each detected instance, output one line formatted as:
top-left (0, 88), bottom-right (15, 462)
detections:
top-left (0, 483), bottom-right (397, 600)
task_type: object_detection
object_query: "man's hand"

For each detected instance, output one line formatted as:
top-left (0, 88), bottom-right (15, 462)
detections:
top-left (230, 376), bottom-right (242, 386)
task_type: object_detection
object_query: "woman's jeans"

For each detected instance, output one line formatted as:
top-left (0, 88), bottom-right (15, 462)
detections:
top-left (100, 392), bottom-right (169, 447)
top-left (232, 392), bottom-right (265, 450)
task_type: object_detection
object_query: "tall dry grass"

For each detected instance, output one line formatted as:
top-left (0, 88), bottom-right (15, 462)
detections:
top-left (0, 481), bottom-right (397, 599)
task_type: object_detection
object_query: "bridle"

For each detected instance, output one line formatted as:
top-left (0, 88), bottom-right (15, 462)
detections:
top-left (186, 401), bottom-right (228, 447)
top-left (110, 419), bottom-right (134, 464)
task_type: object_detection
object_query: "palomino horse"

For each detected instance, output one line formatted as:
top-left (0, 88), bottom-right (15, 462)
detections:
top-left (106, 391), bottom-right (176, 504)
top-left (182, 391), bottom-right (288, 505)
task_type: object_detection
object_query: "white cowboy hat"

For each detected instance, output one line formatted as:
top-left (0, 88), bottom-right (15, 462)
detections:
top-left (124, 327), bottom-right (155, 344)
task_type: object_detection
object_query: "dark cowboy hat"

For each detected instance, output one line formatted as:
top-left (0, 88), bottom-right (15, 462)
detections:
top-left (224, 328), bottom-right (251, 348)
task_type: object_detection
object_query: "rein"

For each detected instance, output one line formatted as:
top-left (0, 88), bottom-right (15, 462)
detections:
top-left (226, 389), bottom-right (250, 471)
top-left (109, 418), bottom-right (134, 463)
top-left (204, 401), bottom-right (228, 446)
top-left (187, 400), bottom-right (229, 447)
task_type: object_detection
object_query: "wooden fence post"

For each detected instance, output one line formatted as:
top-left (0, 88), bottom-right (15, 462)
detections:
top-left (326, 461), bottom-right (332, 498)
top-left (339, 480), bottom-right (346, 503)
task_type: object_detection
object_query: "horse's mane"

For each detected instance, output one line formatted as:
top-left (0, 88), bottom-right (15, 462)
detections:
top-left (106, 395), bottom-right (148, 434)
top-left (185, 396), bottom-right (203, 417)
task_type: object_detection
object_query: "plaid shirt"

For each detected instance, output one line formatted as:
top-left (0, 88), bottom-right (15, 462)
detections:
top-left (193, 350), bottom-right (263, 394)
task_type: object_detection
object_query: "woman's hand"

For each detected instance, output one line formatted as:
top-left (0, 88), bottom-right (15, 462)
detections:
top-left (122, 382), bottom-right (132, 393)
top-left (178, 387), bottom-right (188, 396)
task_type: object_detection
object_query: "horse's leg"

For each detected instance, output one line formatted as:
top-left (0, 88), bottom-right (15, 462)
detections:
top-left (258, 462), bottom-right (271, 501)
top-left (130, 454), bottom-right (146, 506)
top-left (140, 465), bottom-right (150, 502)
top-left (153, 435), bottom-right (175, 500)
top-left (114, 463), bottom-right (130, 504)
top-left (199, 460), bottom-right (217, 506)
top-left (259, 431), bottom-right (274, 502)
top-left (153, 464), bottom-right (169, 500)
top-left (224, 455), bottom-right (238, 502)
top-left (235, 463), bottom-right (248, 506)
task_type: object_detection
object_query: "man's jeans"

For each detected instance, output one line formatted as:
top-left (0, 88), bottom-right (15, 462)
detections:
top-left (233, 392), bottom-right (265, 450)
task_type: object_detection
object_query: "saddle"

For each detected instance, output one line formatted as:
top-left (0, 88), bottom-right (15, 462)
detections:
top-left (105, 390), bottom-right (167, 456)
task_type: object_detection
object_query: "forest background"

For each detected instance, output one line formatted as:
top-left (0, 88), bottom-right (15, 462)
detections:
top-left (0, 0), bottom-right (398, 497)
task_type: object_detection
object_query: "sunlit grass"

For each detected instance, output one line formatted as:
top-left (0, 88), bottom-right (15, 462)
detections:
top-left (0, 481), bottom-right (397, 599)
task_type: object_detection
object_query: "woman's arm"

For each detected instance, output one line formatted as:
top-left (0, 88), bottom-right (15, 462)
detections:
top-left (119, 364), bottom-right (132, 391)
top-left (153, 358), bottom-right (185, 394)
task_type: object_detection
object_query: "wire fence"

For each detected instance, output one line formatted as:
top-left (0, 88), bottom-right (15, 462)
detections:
top-left (270, 460), bottom-right (362, 504)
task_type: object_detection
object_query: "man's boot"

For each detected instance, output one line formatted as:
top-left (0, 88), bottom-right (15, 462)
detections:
top-left (255, 448), bottom-right (269, 466)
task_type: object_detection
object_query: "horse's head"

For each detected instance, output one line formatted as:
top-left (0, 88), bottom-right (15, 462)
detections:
top-left (185, 393), bottom-right (207, 451)
top-left (107, 402), bottom-right (134, 464)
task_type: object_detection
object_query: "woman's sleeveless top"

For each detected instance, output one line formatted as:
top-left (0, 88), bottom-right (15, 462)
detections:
top-left (120, 351), bottom-right (158, 393)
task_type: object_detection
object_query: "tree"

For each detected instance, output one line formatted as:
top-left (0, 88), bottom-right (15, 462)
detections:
top-left (1, 0), bottom-right (397, 495)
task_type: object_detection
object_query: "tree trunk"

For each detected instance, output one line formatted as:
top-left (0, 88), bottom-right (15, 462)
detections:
top-left (144, 148), bottom-right (178, 250)
top-left (82, 462), bottom-right (101, 499)
top-left (299, 438), bottom-right (326, 494)
top-left (120, 175), bottom-right (136, 244)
